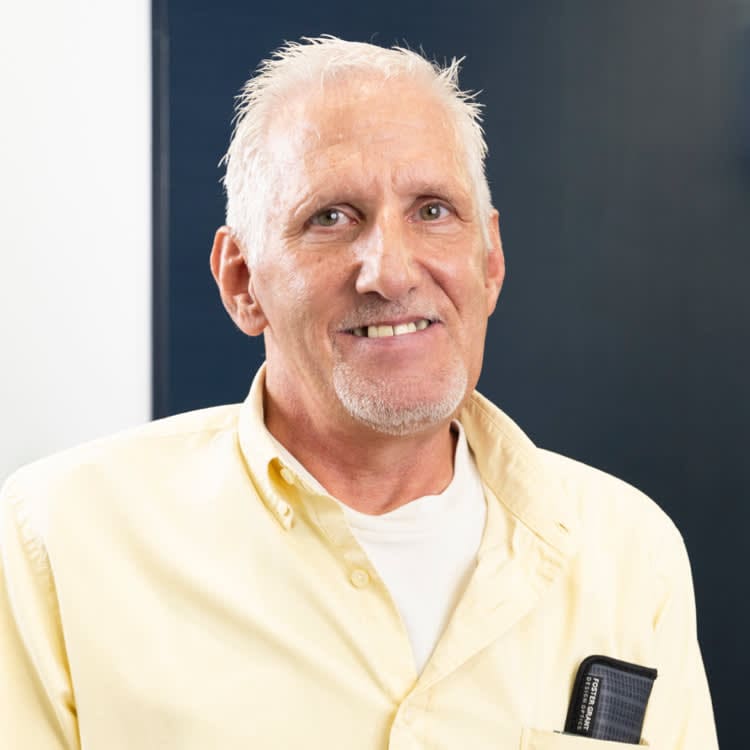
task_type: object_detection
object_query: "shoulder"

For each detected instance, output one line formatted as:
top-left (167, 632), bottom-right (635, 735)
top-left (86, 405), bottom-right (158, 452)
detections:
top-left (540, 448), bottom-right (669, 525)
top-left (1, 404), bottom-right (242, 545)
top-left (463, 392), bottom-right (685, 565)
top-left (539, 447), bottom-right (689, 581)
top-left (6, 403), bottom-right (241, 488)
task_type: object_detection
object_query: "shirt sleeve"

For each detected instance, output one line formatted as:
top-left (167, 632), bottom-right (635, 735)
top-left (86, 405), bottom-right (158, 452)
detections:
top-left (0, 479), bottom-right (80, 749)
top-left (644, 526), bottom-right (719, 749)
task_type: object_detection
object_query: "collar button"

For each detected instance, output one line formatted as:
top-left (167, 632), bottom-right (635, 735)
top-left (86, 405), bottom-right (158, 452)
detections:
top-left (349, 569), bottom-right (370, 588)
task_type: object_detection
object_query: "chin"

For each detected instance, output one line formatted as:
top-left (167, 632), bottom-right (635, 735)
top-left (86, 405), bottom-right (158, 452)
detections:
top-left (332, 361), bottom-right (468, 436)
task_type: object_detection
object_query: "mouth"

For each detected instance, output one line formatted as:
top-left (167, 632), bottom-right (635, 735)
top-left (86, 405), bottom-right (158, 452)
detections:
top-left (346, 318), bottom-right (436, 338)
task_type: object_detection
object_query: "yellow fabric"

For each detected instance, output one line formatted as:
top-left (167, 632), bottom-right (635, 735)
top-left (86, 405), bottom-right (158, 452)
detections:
top-left (0, 367), bottom-right (717, 749)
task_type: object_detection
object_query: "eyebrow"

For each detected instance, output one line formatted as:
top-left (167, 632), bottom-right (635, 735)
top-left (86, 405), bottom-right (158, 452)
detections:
top-left (287, 187), bottom-right (368, 226)
top-left (390, 162), bottom-right (471, 199)
top-left (285, 161), bottom-right (473, 226)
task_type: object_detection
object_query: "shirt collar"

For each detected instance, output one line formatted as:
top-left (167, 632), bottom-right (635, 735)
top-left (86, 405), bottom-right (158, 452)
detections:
top-left (458, 391), bottom-right (577, 557)
top-left (237, 364), bottom-right (301, 529)
top-left (238, 364), bottom-right (577, 556)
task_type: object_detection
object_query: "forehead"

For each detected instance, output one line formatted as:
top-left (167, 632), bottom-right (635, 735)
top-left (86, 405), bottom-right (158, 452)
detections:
top-left (263, 73), bottom-right (472, 198)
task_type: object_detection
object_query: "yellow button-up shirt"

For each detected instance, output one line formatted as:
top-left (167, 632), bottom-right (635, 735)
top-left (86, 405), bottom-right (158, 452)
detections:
top-left (0, 368), bottom-right (717, 749)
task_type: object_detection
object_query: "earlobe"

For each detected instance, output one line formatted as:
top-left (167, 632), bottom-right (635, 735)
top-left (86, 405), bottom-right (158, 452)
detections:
top-left (209, 226), bottom-right (268, 336)
top-left (485, 210), bottom-right (505, 315)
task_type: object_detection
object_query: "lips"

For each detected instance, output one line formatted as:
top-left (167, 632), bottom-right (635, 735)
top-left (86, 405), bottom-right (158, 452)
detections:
top-left (349, 319), bottom-right (433, 338)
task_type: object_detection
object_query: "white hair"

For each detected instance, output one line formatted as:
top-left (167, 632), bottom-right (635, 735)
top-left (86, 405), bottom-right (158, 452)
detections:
top-left (222, 35), bottom-right (493, 262)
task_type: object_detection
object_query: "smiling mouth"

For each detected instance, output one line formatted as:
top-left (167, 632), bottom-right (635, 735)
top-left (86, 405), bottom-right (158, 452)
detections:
top-left (348, 319), bottom-right (435, 338)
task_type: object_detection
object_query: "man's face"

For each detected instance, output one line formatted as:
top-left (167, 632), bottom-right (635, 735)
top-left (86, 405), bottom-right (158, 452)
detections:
top-left (240, 75), bottom-right (504, 436)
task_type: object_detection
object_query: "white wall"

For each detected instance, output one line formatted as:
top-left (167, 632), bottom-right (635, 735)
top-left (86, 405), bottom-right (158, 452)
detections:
top-left (0, 2), bottom-right (152, 482)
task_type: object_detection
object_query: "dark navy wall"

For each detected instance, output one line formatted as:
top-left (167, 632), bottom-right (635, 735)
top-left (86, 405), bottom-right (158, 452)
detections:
top-left (154, 2), bottom-right (749, 745)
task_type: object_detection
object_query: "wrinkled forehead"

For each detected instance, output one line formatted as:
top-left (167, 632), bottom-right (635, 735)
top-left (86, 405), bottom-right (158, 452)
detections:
top-left (262, 72), bottom-right (470, 181)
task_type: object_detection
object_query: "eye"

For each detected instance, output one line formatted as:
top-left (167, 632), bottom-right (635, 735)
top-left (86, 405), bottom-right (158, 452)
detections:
top-left (417, 202), bottom-right (450, 221)
top-left (310, 208), bottom-right (350, 227)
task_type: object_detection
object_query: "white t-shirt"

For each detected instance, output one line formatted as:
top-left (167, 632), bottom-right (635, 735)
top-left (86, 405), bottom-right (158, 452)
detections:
top-left (269, 423), bottom-right (488, 674)
top-left (336, 424), bottom-right (487, 673)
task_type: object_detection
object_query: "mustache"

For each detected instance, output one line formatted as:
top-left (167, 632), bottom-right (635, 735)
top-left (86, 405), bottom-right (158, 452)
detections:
top-left (337, 300), bottom-right (440, 330)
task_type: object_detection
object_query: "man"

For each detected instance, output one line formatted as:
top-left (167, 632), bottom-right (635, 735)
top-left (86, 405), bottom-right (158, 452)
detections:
top-left (1, 37), bottom-right (716, 749)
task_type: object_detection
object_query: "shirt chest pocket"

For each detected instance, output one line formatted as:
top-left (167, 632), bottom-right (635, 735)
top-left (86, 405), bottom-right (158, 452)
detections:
top-left (521, 728), bottom-right (650, 748)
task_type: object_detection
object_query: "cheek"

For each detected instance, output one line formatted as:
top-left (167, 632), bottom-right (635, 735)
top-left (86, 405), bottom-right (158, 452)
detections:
top-left (283, 270), bottom-right (311, 307)
top-left (440, 252), bottom-right (491, 312)
top-left (279, 264), bottom-right (348, 341)
top-left (258, 253), bottom-right (315, 311)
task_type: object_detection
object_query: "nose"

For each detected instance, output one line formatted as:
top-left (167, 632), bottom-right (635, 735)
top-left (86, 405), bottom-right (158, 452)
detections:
top-left (354, 210), bottom-right (420, 300)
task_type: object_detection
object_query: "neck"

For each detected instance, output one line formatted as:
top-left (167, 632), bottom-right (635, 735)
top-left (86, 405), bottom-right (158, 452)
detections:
top-left (263, 385), bottom-right (458, 515)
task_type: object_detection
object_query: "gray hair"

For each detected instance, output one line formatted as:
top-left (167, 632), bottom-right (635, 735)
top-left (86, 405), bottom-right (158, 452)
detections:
top-left (222, 36), bottom-right (493, 262)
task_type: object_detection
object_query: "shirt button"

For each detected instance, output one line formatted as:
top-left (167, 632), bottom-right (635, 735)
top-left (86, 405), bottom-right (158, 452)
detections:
top-left (275, 501), bottom-right (293, 529)
top-left (350, 569), bottom-right (370, 588)
top-left (279, 467), bottom-right (295, 484)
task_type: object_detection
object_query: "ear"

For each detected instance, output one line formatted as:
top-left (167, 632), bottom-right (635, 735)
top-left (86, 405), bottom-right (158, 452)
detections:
top-left (209, 226), bottom-right (268, 336)
top-left (484, 209), bottom-right (505, 316)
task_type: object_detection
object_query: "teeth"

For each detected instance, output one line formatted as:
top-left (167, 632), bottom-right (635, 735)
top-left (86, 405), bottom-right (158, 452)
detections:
top-left (352, 320), bottom-right (431, 338)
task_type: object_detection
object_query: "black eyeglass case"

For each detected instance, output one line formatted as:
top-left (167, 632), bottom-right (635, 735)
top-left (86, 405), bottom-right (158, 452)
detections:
top-left (563, 655), bottom-right (657, 744)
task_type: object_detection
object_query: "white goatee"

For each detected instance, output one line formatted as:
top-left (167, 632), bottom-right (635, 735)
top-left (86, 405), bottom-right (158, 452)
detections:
top-left (332, 358), bottom-right (467, 436)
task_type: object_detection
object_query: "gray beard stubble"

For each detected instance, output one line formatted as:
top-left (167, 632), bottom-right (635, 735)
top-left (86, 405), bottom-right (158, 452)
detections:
top-left (331, 358), bottom-right (467, 436)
